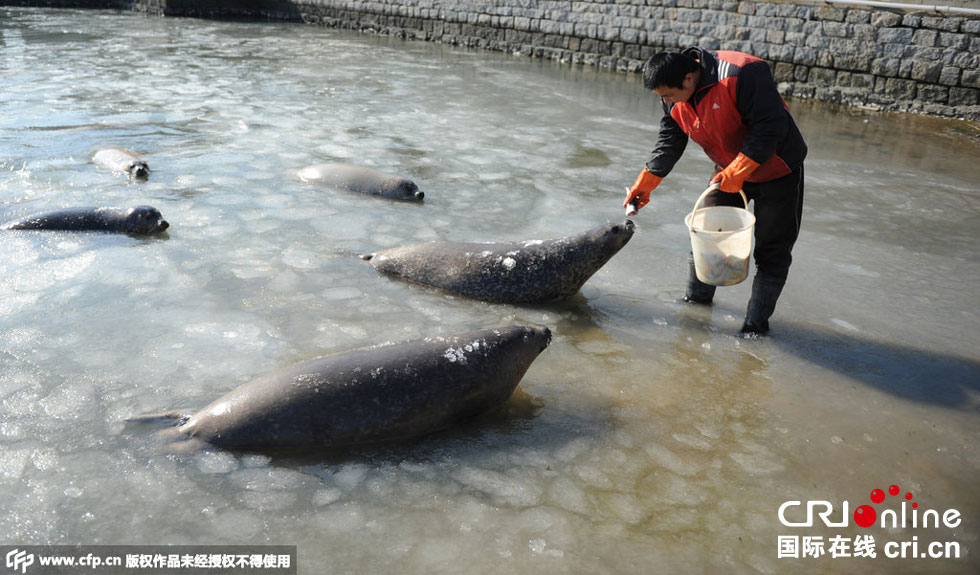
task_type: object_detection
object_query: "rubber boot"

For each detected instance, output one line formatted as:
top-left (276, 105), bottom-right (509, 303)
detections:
top-left (683, 255), bottom-right (716, 304)
top-left (740, 272), bottom-right (786, 335)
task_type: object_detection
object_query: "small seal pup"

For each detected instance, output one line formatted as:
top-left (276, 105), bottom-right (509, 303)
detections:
top-left (1, 206), bottom-right (169, 235)
top-left (93, 147), bottom-right (149, 180)
top-left (362, 221), bottom-right (635, 303)
top-left (297, 162), bottom-right (424, 201)
top-left (142, 326), bottom-right (550, 453)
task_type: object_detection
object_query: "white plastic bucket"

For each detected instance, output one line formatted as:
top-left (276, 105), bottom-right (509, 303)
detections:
top-left (683, 185), bottom-right (755, 286)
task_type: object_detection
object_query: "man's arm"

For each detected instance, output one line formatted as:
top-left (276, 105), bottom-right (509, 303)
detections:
top-left (645, 103), bottom-right (689, 177)
top-left (735, 60), bottom-right (789, 164)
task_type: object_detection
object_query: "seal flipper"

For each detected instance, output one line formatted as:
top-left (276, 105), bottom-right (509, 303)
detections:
top-left (125, 411), bottom-right (191, 426)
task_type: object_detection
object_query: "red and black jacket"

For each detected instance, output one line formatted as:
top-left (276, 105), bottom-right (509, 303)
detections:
top-left (646, 47), bottom-right (807, 183)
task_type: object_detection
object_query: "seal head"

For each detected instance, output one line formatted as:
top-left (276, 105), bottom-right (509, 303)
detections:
top-left (124, 205), bottom-right (169, 234)
top-left (128, 161), bottom-right (150, 180)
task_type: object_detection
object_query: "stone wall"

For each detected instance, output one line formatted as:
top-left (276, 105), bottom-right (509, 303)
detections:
top-left (6, 0), bottom-right (979, 120)
top-left (288, 0), bottom-right (980, 120)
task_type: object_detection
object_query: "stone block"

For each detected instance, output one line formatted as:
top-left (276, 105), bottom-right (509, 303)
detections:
top-left (777, 4), bottom-right (810, 19)
top-left (539, 19), bottom-right (559, 34)
top-left (814, 6), bottom-right (845, 22)
top-left (769, 44), bottom-right (795, 62)
top-left (851, 73), bottom-right (875, 89)
top-left (899, 59), bottom-right (914, 79)
top-left (808, 67), bottom-right (837, 86)
top-left (794, 47), bottom-right (817, 66)
top-left (784, 17), bottom-right (804, 33)
top-left (940, 66), bottom-right (961, 87)
top-left (756, 2), bottom-right (777, 17)
top-left (794, 65), bottom-right (810, 82)
top-left (620, 27), bottom-right (642, 44)
top-left (699, 36), bottom-right (720, 50)
top-left (598, 25), bottom-right (620, 41)
top-left (949, 87), bottom-right (979, 106)
top-left (913, 28), bottom-right (938, 47)
top-left (835, 54), bottom-right (870, 73)
top-left (916, 84), bottom-right (948, 104)
top-left (877, 27), bottom-right (913, 44)
top-left (963, 20), bottom-right (980, 34)
top-left (871, 12), bottom-right (902, 28)
top-left (773, 61), bottom-right (795, 81)
top-left (823, 22), bottom-right (851, 38)
top-left (785, 31), bottom-right (806, 46)
top-left (871, 58), bottom-right (900, 77)
top-left (963, 70), bottom-right (980, 89)
top-left (846, 10), bottom-right (870, 24)
top-left (882, 77), bottom-right (917, 100)
top-left (921, 16), bottom-right (962, 32)
top-left (910, 60), bottom-right (942, 83)
top-left (939, 33), bottom-right (969, 50)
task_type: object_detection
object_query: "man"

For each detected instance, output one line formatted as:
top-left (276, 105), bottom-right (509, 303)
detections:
top-left (624, 48), bottom-right (807, 335)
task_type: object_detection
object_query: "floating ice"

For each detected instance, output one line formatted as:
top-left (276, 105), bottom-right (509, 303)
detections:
top-left (196, 451), bottom-right (239, 474)
top-left (0, 450), bottom-right (30, 481)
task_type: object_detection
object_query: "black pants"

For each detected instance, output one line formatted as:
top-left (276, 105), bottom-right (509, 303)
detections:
top-left (702, 165), bottom-right (804, 281)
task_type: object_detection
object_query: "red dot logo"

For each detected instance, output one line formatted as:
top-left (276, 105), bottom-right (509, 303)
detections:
top-left (854, 505), bottom-right (877, 528)
top-left (889, 485), bottom-right (900, 496)
top-left (870, 488), bottom-right (885, 504)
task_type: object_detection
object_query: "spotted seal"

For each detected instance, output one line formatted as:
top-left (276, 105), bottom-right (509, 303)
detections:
top-left (362, 221), bottom-right (635, 303)
top-left (93, 147), bottom-right (150, 180)
top-left (297, 162), bottom-right (424, 201)
top-left (152, 326), bottom-right (550, 452)
top-left (1, 206), bottom-right (169, 235)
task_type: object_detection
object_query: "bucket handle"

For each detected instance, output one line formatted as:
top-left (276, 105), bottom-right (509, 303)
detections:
top-left (688, 184), bottom-right (749, 233)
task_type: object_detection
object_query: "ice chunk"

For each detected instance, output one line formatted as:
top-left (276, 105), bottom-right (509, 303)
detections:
top-left (196, 451), bottom-right (239, 474)
top-left (0, 449), bottom-right (30, 481)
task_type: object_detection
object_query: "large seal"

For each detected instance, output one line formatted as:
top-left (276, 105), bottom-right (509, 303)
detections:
top-left (1, 206), bottom-right (169, 235)
top-left (93, 147), bottom-right (150, 180)
top-left (297, 162), bottom-right (424, 201)
top-left (362, 221), bottom-right (635, 303)
top-left (168, 326), bottom-right (550, 452)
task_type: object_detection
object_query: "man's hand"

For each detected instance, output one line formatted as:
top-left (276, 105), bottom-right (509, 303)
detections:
top-left (711, 153), bottom-right (760, 194)
top-left (623, 169), bottom-right (663, 213)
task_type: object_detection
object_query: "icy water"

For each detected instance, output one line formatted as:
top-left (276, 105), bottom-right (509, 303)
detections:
top-left (1, 7), bottom-right (979, 574)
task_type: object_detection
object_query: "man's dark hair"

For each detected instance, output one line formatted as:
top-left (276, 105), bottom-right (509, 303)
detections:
top-left (642, 51), bottom-right (700, 90)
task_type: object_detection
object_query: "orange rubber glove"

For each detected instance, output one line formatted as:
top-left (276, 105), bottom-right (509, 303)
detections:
top-left (711, 153), bottom-right (760, 194)
top-left (623, 169), bottom-right (663, 212)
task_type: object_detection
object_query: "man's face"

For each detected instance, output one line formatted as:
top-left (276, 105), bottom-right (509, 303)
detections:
top-left (652, 71), bottom-right (698, 104)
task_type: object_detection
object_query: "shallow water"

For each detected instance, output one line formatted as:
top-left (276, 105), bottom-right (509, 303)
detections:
top-left (1, 7), bottom-right (979, 574)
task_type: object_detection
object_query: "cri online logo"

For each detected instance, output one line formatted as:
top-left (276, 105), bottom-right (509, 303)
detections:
top-left (779, 484), bottom-right (962, 529)
top-left (855, 484), bottom-right (916, 528)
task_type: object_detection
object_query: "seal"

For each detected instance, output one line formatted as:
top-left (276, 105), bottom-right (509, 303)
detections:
top-left (1, 206), bottom-right (169, 235)
top-left (297, 162), bottom-right (424, 201)
top-left (168, 326), bottom-right (550, 452)
top-left (362, 221), bottom-right (635, 303)
top-left (93, 147), bottom-right (150, 180)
